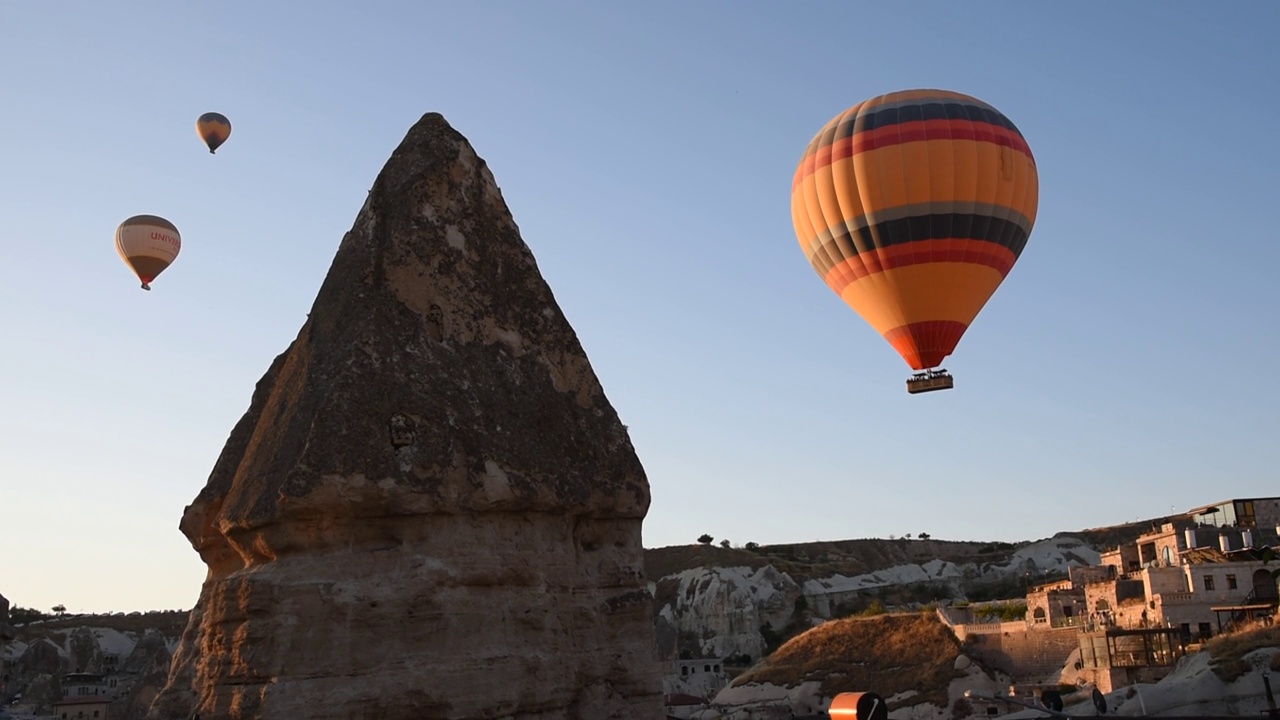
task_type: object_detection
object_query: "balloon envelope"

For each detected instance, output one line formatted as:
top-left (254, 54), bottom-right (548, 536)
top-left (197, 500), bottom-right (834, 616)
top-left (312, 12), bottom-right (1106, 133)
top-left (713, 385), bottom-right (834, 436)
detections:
top-left (791, 89), bottom-right (1038, 370)
top-left (115, 215), bottom-right (180, 290)
top-left (196, 112), bottom-right (232, 154)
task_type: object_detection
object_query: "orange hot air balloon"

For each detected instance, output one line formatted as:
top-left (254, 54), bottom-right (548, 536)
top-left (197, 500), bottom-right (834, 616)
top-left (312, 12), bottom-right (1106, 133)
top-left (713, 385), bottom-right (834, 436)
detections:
top-left (791, 89), bottom-right (1039, 394)
top-left (196, 112), bottom-right (232, 154)
top-left (115, 215), bottom-right (181, 291)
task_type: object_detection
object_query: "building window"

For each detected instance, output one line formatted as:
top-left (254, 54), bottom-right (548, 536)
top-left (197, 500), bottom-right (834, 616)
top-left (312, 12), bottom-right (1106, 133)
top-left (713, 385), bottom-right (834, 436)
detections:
top-left (1227, 574), bottom-right (1238, 590)
top-left (1238, 500), bottom-right (1256, 527)
top-left (1203, 575), bottom-right (1215, 591)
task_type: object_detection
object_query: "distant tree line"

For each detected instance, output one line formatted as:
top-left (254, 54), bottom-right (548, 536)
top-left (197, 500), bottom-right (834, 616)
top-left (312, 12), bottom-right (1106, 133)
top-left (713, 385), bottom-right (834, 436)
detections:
top-left (8, 605), bottom-right (60, 624)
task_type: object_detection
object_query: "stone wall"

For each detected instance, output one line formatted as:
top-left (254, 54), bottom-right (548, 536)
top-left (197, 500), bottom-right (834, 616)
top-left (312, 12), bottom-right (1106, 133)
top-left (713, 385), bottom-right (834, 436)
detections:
top-left (960, 626), bottom-right (1079, 681)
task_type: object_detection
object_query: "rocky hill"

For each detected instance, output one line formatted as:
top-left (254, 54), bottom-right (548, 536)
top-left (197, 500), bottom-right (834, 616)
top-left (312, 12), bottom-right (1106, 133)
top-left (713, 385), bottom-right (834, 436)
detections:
top-left (0, 513), bottom-right (1198, 717)
top-left (647, 534), bottom-right (1101, 664)
top-left (2, 613), bottom-right (184, 718)
top-left (705, 615), bottom-right (1280, 719)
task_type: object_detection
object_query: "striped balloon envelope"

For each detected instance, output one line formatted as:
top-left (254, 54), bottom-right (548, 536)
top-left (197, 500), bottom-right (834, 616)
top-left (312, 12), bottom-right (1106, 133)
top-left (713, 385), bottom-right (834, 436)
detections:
top-left (791, 89), bottom-right (1038, 378)
top-left (196, 112), bottom-right (232, 154)
top-left (115, 215), bottom-right (181, 291)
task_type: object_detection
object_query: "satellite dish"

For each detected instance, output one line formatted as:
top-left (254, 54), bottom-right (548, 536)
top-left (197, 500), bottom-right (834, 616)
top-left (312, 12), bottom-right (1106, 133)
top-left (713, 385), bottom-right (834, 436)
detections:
top-left (1092, 687), bottom-right (1108, 715)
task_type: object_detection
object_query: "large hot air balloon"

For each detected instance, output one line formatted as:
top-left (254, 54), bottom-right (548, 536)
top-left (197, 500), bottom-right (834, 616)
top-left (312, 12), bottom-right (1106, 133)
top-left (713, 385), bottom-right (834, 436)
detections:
top-left (115, 215), bottom-right (181, 291)
top-left (791, 89), bottom-right (1039, 394)
top-left (196, 112), bottom-right (232, 154)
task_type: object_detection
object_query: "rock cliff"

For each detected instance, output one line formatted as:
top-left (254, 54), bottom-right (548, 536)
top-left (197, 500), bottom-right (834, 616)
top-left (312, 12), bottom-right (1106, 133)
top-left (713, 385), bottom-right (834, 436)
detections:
top-left (148, 113), bottom-right (663, 719)
top-left (650, 536), bottom-right (1099, 662)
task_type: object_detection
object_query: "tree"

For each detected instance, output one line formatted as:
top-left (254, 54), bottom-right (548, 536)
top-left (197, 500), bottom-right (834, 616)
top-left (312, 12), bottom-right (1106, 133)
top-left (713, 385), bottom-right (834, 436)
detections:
top-left (744, 541), bottom-right (760, 551)
top-left (919, 532), bottom-right (931, 541)
top-left (719, 539), bottom-right (731, 549)
top-left (697, 534), bottom-right (713, 545)
top-left (52, 604), bottom-right (66, 615)
top-left (9, 606), bottom-right (50, 625)
top-left (905, 533), bottom-right (914, 539)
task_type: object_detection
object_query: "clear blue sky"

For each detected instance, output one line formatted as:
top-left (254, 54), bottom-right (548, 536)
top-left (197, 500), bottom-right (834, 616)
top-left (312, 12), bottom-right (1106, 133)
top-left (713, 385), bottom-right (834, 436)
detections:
top-left (2, 2), bottom-right (1278, 614)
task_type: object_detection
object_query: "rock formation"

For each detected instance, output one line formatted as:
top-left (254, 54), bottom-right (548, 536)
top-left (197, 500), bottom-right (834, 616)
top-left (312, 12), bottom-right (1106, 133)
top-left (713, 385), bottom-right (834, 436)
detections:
top-left (648, 536), bottom-right (1100, 662)
top-left (148, 113), bottom-right (663, 719)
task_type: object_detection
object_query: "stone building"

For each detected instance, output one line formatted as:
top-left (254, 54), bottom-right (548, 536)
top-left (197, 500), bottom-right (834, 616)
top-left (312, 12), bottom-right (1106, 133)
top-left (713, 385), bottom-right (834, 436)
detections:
top-left (1026, 578), bottom-right (1085, 629)
top-left (1070, 496), bottom-right (1280, 692)
top-left (1088, 512), bottom-right (1279, 639)
top-left (1189, 497), bottom-right (1280, 542)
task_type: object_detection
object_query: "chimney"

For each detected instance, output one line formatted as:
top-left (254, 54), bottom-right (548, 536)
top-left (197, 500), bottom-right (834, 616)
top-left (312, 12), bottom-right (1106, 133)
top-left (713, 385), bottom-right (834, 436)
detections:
top-left (1184, 528), bottom-right (1198, 549)
top-left (1242, 529), bottom-right (1254, 548)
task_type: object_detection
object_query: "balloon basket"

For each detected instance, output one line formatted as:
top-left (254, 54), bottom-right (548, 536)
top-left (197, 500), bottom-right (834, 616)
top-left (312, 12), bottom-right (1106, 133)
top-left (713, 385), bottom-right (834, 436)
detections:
top-left (906, 369), bottom-right (953, 394)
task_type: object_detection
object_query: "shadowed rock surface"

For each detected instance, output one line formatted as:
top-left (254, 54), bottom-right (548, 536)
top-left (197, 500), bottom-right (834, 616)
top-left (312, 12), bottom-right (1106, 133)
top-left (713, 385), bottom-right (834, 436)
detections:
top-left (147, 113), bottom-right (663, 720)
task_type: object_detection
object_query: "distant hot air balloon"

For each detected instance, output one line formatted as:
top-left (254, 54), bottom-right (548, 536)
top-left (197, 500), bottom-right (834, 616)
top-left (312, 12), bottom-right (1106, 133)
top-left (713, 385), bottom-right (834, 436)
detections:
top-left (196, 112), bottom-right (232, 154)
top-left (115, 215), bottom-right (181, 291)
top-left (790, 89), bottom-right (1039, 394)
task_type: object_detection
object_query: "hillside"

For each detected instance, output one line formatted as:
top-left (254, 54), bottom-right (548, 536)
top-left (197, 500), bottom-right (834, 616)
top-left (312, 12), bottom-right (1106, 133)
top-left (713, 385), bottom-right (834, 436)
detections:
top-left (732, 612), bottom-right (964, 710)
top-left (3, 612), bottom-right (184, 718)
top-left (646, 538), bottom-right (1027, 587)
top-left (645, 516), bottom-right (1182, 588)
top-left (1, 514), bottom-right (1218, 716)
top-left (717, 612), bottom-right (1280, 718)
top-left (10, 610), bottom-right (188, 643)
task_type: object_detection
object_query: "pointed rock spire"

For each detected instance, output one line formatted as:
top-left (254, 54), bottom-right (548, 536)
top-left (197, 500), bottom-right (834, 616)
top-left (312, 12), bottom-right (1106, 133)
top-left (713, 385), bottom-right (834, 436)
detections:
top-left (150, 113), bottom-right (663, 720)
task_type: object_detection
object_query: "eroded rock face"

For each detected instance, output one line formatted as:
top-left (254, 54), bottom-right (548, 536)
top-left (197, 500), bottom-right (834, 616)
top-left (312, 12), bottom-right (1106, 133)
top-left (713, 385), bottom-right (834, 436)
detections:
top-left (149, 113), bottom-right (662, 720)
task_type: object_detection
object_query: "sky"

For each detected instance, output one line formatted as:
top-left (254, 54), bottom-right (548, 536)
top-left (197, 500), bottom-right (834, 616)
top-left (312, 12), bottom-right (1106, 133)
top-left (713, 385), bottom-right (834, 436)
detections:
top-left (2, 2), bottom-right (1278, 614)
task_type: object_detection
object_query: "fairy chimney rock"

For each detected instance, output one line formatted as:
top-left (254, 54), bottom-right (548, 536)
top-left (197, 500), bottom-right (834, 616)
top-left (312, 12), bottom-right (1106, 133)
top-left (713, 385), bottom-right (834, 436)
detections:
top-left (149, 113), bottom-right (663, 720)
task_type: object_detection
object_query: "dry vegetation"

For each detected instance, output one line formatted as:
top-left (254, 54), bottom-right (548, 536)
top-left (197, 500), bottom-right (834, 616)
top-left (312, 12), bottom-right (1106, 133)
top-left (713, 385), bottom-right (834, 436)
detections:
top-left (644, 545), bottom-right (771, 584)
top-left (731, 611), bottom-right (963, 709)
top-left (644, 537), bottom-right (1030, 586)
top-left (1206, 622), bottom-right (1280, 682)
top-left (14, 610), bottom-right (189, 642)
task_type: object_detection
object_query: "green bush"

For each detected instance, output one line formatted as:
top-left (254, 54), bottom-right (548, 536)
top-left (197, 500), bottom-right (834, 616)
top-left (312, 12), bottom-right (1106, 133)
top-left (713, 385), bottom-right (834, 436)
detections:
top-left (859, 600), bottom-right (886, 617)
